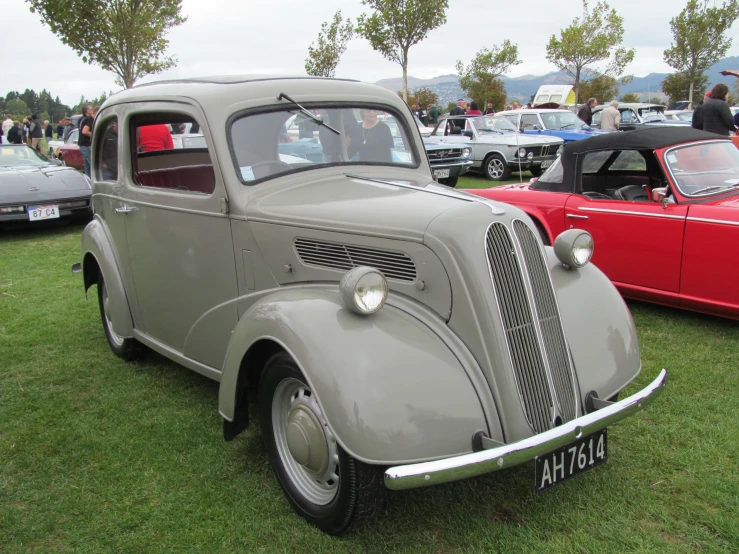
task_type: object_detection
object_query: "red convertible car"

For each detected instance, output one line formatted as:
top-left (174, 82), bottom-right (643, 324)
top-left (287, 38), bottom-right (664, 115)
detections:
top-left (467, 127), bottom-right (739, 319)
top-left (55, 129), bottom-right (83, 170)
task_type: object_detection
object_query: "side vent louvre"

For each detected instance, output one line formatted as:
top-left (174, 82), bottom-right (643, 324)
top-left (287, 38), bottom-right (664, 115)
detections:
top-left (294, 238), bottom-right (417, 282)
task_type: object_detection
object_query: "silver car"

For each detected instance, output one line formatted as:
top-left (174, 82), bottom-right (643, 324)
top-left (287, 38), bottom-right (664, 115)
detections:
top-left (79, 76), bottom-right (666, 535)
top-left (425, 115), bottom-right (564, 179)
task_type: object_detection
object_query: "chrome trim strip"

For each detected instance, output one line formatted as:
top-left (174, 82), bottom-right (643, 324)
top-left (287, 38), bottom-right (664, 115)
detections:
top-left (577, 206), bottom-right (685, 220)
top-left (566, 214), bottom-right (589, 219)
top-left (384, 369), bottom-right (667, 490)
top-left (429, 161), bottom-right (475, 168)
top-left (686, 216), bottom-right (739, 227)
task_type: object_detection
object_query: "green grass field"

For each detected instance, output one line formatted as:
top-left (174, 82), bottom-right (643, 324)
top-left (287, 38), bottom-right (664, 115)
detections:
top-left (1, 200), bottom-right (738, 553)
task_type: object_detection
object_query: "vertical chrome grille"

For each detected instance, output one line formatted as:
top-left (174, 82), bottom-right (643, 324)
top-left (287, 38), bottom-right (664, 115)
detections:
top-left (513, 220), bottom-right (577, 422)
top-left (486, 223), bottom-right (553, 433)
top-left (486, 221), bottom-right (578, 433)
top-left (541, 145), bottom-right (550, 157)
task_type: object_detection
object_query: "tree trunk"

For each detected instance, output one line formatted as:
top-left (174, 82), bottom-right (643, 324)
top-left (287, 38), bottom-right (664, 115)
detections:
top-left (688, 76), bottom-right (694, 107)
top-left (402, 48), bottom-right (409, 103)
top-left (575, 68), bottom-right (581, 105)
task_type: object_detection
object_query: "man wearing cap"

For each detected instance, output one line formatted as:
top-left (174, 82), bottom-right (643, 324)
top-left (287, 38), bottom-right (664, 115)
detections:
top-left (62, 117), bottom-right (74, 141)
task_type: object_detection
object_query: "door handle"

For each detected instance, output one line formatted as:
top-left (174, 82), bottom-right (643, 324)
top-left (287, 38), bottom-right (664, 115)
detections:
top-left (566, 214), bottom-right (589, 219)
top-left (115, 205), bottom-right (137, 213)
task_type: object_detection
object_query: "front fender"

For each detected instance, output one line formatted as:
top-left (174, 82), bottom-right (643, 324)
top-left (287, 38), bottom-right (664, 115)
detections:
top-left (219, 288), bottom-right (491, 465)
top-left (547, 249), bottom-right (641, 402)
top-left (80, 217), bottom-right (134, 338)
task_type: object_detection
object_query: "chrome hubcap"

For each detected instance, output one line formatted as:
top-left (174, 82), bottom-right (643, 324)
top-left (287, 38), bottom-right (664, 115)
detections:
top-left (273, 378), bottom-right (339, 505)
top-left (488, 158), bottom-right (504, 178)
top-left (101, 281), bottom-right (125, 347)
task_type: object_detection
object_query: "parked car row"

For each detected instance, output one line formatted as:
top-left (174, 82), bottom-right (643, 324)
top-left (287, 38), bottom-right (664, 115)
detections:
top-left (73, 76), bottom-right (669, 535)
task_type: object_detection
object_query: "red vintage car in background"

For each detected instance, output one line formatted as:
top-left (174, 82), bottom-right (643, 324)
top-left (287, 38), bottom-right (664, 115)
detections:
top-left (467, 127), bottom-right (739, 319)
top-left (55, 129), bottom-right (83, 170)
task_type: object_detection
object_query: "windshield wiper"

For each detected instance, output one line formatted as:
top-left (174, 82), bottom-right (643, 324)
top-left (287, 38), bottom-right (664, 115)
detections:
top-left (277, 92), bottom-right (340, 135)
top-left (691, 184), bottom-right (738, 195)
top-left (559, 123), bottom-right (576, 129)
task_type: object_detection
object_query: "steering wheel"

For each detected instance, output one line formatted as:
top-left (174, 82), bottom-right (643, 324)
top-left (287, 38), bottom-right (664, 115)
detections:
top-left (250, 160), bottom-right (294, 179)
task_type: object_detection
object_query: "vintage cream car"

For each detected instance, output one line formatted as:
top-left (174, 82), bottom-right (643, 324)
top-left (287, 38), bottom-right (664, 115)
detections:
top-left (79, 76), bottom-right (667, 535)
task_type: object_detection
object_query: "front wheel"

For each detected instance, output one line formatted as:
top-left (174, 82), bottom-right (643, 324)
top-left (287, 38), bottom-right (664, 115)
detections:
top-left (483, 154), bottom-right (512, 181)
top-left (97, 274), bottom-right (141, 360)
top-left (260, 352), bottom-right (385, 535)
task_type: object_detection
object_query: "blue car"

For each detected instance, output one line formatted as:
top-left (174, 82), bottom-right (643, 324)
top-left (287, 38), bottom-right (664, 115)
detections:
top-left (498, 109), bottom-right (609, 143)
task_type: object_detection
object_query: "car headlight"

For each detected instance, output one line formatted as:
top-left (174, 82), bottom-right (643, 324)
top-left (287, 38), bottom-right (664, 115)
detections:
top-left (527, 152), bottom-right (534, 160)
top-left (518, 147), bottom-right (526, 157)
top-left (462, 147), bottom-right (471, 158)
top-left (340, 266), bottom-right (388, 315)
top-left (554, 229), bottom-right (594, 269)
top-left (557, 145), bottom-right (564, 156)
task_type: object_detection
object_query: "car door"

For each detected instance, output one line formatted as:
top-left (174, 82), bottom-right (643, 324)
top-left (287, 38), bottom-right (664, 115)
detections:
top-left (116, 103), bottom-right (238, 369)
top-left (564, 150), bottom-right (688, 292)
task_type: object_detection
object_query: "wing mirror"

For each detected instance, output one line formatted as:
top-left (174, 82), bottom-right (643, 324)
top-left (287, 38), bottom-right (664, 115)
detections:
top-left (533, 125), bottom-right (542, 131)
top-left (463, 129), bottom-right (474, 138)
top-left (651, 187), bottom-right (670, 208)
top-left (50, 158), bottom-right (63, 166)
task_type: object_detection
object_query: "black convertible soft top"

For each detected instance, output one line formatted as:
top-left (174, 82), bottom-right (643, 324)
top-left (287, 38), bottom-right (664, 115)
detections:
top-left (559, 127), bottom-right (729, 182)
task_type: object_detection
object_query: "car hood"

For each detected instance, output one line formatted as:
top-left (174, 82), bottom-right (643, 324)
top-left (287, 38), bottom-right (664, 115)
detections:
top-left (0, 166), bottom-right (90, 204)
top-left (533, 128), bottom-right (610, 141)
top-left (246, 171), bottom-right (476, 242)
top-left (472, 133), bottom-right (563, 146)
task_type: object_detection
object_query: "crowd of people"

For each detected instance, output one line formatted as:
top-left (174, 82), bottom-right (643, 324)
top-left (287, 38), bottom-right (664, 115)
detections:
top-left (411, 98), bottom-right (538, 127)
top-left (0, 111), bottom-right (86, 148)
top-left (691, 83), bottom-right (739, 136)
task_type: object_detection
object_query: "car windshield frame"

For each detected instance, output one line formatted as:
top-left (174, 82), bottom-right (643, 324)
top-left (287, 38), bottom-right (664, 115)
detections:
top-left (0, 145), bottom-right (52, 168)
top-left (227, 102), bottom-right (421, 186)
top-left (662, 140), bottom-right (739, 198)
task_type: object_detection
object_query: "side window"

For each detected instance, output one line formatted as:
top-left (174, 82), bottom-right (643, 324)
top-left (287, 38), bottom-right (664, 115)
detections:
top-left (610, 150), bottom-right (646, 171)
top-left (501, 114), bottom-right (518, 127)
top-left (521, 114), bottom-right (540, 130)
top-left (131, 114), bottom-right (215, 194)
top-left (67, 129), bottom-right (79, 144)
top-left (582, 151), bottom-right (613, 173)
top-left (592, 112), bottom-right (602, 125)
top-left (621, 110), bottom-right (637, 123)
top-left (95, 117), bottom-right (118, 181)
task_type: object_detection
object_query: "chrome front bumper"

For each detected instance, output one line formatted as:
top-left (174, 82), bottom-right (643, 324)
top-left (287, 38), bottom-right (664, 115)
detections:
top-left (384, 369), bottom-right (667, 491)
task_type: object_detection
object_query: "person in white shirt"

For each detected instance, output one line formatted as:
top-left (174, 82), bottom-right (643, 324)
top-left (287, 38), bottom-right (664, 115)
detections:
top-left (2, 114), bottom-right (14, 143)
top-left (600, 100), bottom-right (620, 131)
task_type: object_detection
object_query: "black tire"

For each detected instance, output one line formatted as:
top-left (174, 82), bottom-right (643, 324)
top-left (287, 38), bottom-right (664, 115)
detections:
top-left (97, 274), bottom-right (141, 360)
top-left (438, 175), bottom-right (458, 187)
top-left (260, 352), bottom-right (385, 535)
top-left (529, 166), bottom-right (543, 177)
top-left (483, 153), bottom-right (512, 181)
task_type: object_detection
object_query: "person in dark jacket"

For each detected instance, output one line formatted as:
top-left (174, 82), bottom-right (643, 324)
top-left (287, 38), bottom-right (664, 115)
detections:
top-left (734, 109), bottom-right (739, 130)
top-left (29, 114), bottom-right (44, 151)
top-left (691, 93), bottom-right (707, 130)
top-left (7, 121), bottom-right (23, 144)
top-left (577, 98), bottom-right (597, 126)
top-left (701, 83), bottom-right (737, 136)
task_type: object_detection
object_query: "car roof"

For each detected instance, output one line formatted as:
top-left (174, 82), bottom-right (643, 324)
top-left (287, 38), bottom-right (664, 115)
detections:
top-left (594, 103), bottom-right (665, 111)
top-left (498, 109), bottom-right (571, 115)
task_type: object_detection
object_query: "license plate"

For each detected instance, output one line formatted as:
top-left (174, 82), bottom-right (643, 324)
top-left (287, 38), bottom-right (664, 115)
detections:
top-left (28, 205), bottom-right (60, 221)
top-left (536, 429), bottom-right (607, 492)
top-left (540, 160), bottom-right (554, 169)
top-left (433, 168), bottom-right (451, 179)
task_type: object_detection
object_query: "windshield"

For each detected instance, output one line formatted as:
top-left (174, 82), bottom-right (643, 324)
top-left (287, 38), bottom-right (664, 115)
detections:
top-left (639, 108), bottom-right (667, 122)
top-left (664, 141), bottom-right (739, 197)
top-left (470, 116), bottom-right (518, 133)
top-left (0, 145), bottom-right (51, 168)
top-left (539, 111), bottom-right (589, 130)
top-left (229, 104), bottom-right (417, 183)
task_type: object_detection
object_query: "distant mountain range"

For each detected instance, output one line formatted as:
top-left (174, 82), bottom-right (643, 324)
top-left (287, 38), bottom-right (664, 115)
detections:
top-left (374, 56), bottom-right (739, 105)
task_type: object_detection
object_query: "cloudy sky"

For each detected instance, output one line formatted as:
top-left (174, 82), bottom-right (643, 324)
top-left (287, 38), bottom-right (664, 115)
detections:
top-left (3, 0), bottom-right (738, 106)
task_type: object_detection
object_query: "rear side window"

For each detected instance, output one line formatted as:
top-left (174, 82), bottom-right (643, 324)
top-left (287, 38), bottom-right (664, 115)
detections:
top-left (131, 113), bottom-right (215, 194)
top-left (95, 117), bottom-right (118, 181)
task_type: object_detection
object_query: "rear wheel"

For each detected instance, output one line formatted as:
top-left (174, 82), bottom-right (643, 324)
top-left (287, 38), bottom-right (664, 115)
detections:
top-left (483, 154), bottom-right (512, 181)
top-left (97, 274), bottom-right (141, 360)
top-left (438, 175), bottom-right (458, 187)
top-left (260, 352), bottom-right (385, 535)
